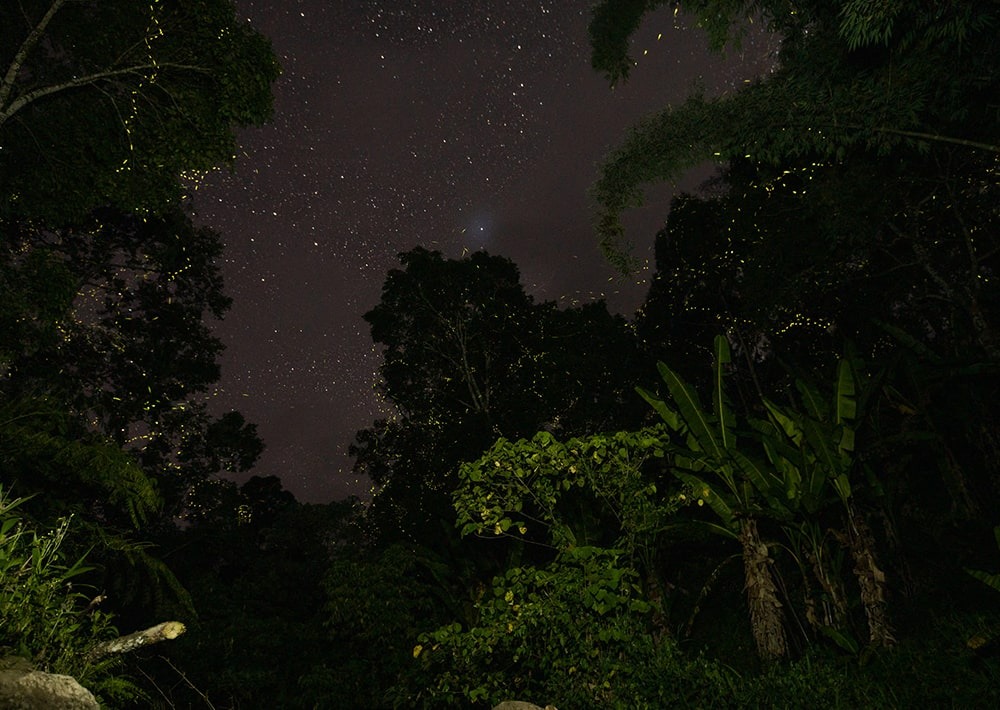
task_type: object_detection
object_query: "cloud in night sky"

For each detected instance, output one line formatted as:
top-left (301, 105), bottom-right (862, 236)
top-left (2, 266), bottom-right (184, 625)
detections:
top-left (190, 0), bottom-right (774, 502)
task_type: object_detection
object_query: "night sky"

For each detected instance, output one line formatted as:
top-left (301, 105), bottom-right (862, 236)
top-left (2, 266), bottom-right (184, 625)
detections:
top-left (190, 1), bottom-right (773, 503)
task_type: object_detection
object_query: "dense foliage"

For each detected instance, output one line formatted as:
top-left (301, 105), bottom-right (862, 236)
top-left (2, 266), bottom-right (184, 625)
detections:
top-left (0, 487), bottom-right (140, 704)
top-left (2, 0), bottom-right (999, 707)
top-left (1, 0), bottom-right (277, 703)
top-left (0, 0), bottom-right (279, 222)
top-left (353, 247), bottom-right (645, 546)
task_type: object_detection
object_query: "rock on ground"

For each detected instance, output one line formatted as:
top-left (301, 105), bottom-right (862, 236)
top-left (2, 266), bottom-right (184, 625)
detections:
top-left (0, 657), bottom-right (98, 710)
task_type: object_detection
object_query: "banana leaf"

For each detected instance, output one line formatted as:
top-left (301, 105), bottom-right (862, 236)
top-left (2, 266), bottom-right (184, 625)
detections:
top-left (657, 360), bottom-right (724, 461)
top-left (636, 385), bottom-right (683, 432)
top-left (763, 398), bottom-right (805, 446)
top-left (673, 469), bottom-right (735, 527)
top-left (835, 359), bottom-right (857, 424)
top-left (731, 449), bottom-right (784, 509)
top-left (795, 377), bottom-right (828, 422)
top-left (713, 335), bottom-right (736, 452)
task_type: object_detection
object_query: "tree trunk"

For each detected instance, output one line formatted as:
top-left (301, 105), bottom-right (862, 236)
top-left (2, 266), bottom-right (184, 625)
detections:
top-left (847, 511), bottom-right (894, 647)
top-left (644, 572), bottom-right (671, 642)
top-left (806, 546), bottom-right (848, 632)
top-left (740, 518), bottom-right (787, 661)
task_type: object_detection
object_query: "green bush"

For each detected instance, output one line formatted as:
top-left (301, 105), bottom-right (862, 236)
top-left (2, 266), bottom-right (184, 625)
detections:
top-left (0, 485), bottom-right (137, 702)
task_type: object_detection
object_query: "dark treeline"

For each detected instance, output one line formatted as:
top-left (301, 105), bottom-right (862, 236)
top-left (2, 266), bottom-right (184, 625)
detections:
top-left (2, 1), bottom-right (999, 708)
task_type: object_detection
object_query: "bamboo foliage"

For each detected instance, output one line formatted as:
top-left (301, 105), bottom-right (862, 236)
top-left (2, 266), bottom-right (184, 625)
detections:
top-left (588, 0), bottom-right (1000, 271)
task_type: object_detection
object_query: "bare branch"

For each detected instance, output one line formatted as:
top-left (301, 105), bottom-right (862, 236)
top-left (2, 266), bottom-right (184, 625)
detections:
top-left (158, 656), bottom-right (217, 709)
top-left (0, 62), bottom-right (208, 128)
top-left (870, 126), bottom-right (1000, 155)
top-left (86, 620), bottom-right (186, 661)
top-left (0, 0), bottom-right (69, 109)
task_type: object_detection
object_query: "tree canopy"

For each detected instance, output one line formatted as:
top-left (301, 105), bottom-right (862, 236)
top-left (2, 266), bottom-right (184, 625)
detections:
top-left (0, 2), bottom-right (275, 644)
top-left (0, 0), bottom-right (280, 222)
top-left (4, 1), bottom-right (1000, 707)
top-left (354, 247), bottom-right (645, 542)
top-left (1, 208), bottom-right (263, 522)
top-left (589, 0), bottom-right (1000, 269)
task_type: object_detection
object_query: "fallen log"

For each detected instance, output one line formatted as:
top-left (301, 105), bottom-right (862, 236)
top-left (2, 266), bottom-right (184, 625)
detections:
top-left (86, 621), bottom-right (186, 661)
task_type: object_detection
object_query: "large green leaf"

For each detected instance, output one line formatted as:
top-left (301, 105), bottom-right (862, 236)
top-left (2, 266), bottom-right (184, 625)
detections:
top-left (673, 470), bottom-right (734, 527)
top-left (802, 418), bottom-right (842, 479)
top-left (795, 378), bottom-right (828, 422)
top-left (658, 361), bottom-right (723, 461)
top-left (831, 473), bottom-right (852, 503)
top-left (835, 359), bottom-right (857, 424)
top-left (731, 450), bottom-right (782, 507)
top-left (761, 401), bottom-right (839, 509)
top-left (636, 386), bottom-right (683, 432)
top-left (761, 438), bottom-right (802, 501)
top-left (713, 335), bottom-right (736, 452)
top-left (834, 359), bottom-right (858, 459)
top-left (837, 424), bottom-right (856, 460)
top-left (966, 526), bottom-right (1000, 593)
top-left (819, 626), bottom-right (860, 655)
top-left (967, 569), bottom-right (1000, 593)
top-left (763, 398), bottom-right (805, 446)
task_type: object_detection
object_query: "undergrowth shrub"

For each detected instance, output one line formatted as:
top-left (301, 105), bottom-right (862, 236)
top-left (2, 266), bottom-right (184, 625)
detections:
top-left (0, 485), bottom-right (140, 704)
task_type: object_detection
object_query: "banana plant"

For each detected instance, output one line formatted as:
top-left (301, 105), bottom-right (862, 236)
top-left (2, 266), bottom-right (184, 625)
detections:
top-left (733, 373), bottom-right (853, 640)
top-left (763, 359), bottom-right (856, 507)
top-left (638, 335), bottom-right (789, 661)
top-left (759, 358), bottom-right (893, 648)
top-left (640, 336), bottom-right (892, 656)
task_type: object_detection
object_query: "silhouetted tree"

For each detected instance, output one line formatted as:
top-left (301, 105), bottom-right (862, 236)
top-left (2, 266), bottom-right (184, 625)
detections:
top-left (589, 0), bottom-right (1000, 270)
top-left (1, 208), bottom-right (263, 522)
top-left (353, 247), bottom-right (644, 544)
top-left (0, 0), bottom-right (280, 222)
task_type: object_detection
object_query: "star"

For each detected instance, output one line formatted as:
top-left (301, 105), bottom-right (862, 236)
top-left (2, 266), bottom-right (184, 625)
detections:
top-left (192, 0), bottom-right (769, 502)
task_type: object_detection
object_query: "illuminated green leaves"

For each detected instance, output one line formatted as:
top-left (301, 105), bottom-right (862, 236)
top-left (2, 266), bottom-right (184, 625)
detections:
top-left (415, 545), bottom-right (654, 705)
top-left (454, 427), bottom-right (673, 547)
